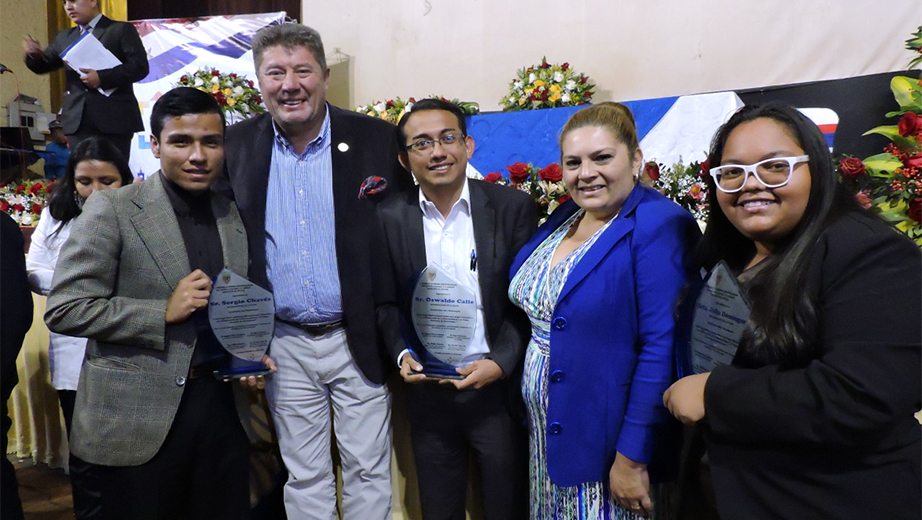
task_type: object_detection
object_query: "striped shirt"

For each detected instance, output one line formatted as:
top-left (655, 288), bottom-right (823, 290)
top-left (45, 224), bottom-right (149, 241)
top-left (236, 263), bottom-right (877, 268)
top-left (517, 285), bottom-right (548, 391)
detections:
top-left (264, 108), bottom-right (342, 325)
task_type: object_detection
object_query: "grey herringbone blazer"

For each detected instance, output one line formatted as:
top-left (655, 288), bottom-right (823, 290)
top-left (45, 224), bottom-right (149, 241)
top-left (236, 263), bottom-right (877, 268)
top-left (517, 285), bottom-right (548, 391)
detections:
top-left (45, 172), bottom-right (248, 466)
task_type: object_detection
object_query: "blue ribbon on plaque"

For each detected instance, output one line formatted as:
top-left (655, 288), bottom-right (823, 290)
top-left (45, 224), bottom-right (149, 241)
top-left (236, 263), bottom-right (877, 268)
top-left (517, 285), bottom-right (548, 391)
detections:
top-left (409, 264), bottom-right (477, 379)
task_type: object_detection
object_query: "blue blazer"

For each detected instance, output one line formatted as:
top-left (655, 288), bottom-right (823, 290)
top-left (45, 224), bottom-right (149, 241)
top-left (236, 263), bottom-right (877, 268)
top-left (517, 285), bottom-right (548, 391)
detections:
top-left (510, 185), bottom-right (700, 487)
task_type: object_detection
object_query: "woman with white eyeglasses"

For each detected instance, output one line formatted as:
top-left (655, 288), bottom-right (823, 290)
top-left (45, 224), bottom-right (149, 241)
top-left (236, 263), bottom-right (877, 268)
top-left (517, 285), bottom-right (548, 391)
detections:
top-left (663, 103), bottom-right (921, 519)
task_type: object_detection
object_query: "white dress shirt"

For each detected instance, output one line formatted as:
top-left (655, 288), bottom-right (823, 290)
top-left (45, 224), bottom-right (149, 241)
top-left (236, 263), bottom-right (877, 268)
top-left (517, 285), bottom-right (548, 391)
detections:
top-left (399, 180), bottom-right (490, 367)
top-left (26, 208), bottom-right (88, 391)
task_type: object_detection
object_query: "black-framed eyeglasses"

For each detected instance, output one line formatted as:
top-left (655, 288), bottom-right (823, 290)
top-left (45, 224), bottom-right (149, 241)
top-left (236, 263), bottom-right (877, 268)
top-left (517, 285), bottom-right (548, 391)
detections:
top-left (405, 133), bottom-right (466, 153)
top-left (709, 155), bottom-right (809, 193)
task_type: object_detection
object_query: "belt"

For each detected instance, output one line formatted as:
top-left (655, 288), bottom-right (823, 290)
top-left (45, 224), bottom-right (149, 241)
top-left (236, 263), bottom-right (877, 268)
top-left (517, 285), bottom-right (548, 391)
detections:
top-left (278, 318), bottom-right (343, 336)
top-left (188, 365), bottom-right (213, 379)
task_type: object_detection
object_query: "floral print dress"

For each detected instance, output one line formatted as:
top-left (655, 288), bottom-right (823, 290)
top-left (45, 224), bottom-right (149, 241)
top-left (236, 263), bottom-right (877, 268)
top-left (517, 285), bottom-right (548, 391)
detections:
top-left (509, 210), bottom-right (639, 520)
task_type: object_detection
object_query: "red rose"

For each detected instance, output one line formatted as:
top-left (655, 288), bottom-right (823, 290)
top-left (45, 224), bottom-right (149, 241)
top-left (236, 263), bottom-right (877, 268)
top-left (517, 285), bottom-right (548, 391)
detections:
top-left (386, 100), bottom-right (395, 108)
top-left (409, 97), bottom-right (416, 103)
top-left (254, 95), bottom-right (262, 104)
top-left (248, 80), bottom-right (254, 87)
top-left (838, 157), bottom-right (866, 180)
top-left (484, 172), bottom-right (503, 183)
top-left (31, 203), bottom-right (42, 214)
top-left (538, 164), bottom-right (562, 182)
top-left (898, 112), bottom-right (920, 137)
top-left (507, 162), bottom-right (531, 183)
top-left (0, 201), bottom-right (8, 212)
top-left (561, 62), bottom-right (569, 71)
top-left (180, 75), bottom-right (188, 82)
top-left (29, 182), bottom-right (44, 195)
top-left (15, 184), bottom-right (25, 194)
top-left (441, 97), bottom-right (449, 102)
top-left (540, 60), bottom-right (550, 69)
top-left (579, 75), bottom-right (587, 84)
top-left (643, 161), bottom-right (660, 182)
top-left (229, 73), bottom-right (237, 78)
top-left (909, 198), bottom-right (922, 223)
top-left (13, 203), bottom-right (24, 212)
top-left (559, 194), bottom-right (571, 204)
top-left (211, 69), bottom-right (220, 76)
top-left (699, 159), bottom-right (710, 179)
top-left (905, 153), bottom-right (922, 169)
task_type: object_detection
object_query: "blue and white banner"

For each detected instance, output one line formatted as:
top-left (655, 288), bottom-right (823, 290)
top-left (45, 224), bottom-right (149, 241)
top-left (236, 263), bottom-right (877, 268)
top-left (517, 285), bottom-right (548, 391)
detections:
top-left (128, 12), bottom-right (285, 177)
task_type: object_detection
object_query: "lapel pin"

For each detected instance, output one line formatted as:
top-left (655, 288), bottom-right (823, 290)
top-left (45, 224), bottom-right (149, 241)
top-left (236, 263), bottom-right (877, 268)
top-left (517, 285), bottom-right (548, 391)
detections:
top-left (337, 142), bottom-right (349, 152)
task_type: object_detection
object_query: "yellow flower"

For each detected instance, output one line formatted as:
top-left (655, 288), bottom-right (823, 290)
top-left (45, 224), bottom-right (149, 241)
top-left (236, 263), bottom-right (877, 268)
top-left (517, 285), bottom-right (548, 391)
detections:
top-left (223, 88), bottom-right (232, 96)
top-left (518, 97), bottom-right (526, 106)
top-left (533, 80), bottom-right (546, 87)
top-left (549, 84), bottom-right (562, 93)
top-left (211, 83), bottom-right (220, 93)
top-left (549, 93), bottom-right (561, 102)
top-left (525, 88), bottom-right (534, 95)
top-left (227, 97), bottom-right (236, 106)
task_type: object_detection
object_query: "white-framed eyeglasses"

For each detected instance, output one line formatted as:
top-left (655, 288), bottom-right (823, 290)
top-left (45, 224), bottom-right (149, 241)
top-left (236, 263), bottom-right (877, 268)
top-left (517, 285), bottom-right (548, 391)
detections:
top-left (709, 155), bottom-right (810, 193)
top-left (405, 132), bottom-right (466, 153)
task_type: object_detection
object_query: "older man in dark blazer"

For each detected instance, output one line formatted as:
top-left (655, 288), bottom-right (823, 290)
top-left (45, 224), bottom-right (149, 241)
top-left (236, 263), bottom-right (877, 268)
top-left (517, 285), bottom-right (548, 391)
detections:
top-left (375, 98), bottom-right (535, 519)
top-left (217, 23), bottom-right (412, 519)
top-left (46, 88), bottom-right (255, 520)
top-left (23, 0), bottom-right (148, 160)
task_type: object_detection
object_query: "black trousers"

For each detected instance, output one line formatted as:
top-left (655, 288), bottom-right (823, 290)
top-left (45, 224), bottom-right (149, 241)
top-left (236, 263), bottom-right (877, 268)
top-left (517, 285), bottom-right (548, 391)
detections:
top-left (405, 381), bottom-right (528, 520)
top-left (1, 393), bottom-right (23, 520)
top-left (59, 390), bottom-right (103, 520)
top-left (68, 120), bottom-right (133, 164)
top-left (97, 376), bottom-right (249, 520)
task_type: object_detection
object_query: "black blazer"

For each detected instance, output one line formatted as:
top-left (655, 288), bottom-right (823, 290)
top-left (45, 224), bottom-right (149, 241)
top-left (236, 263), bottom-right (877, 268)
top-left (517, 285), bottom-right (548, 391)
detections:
top-left (373, 179), bottom-right (537, 377)
top-left (25, 15), bottom-right (148, 135)
top-left (218, 107), bottom-right (413, 385)
top-left (699, 211), bottom-right (921, 520)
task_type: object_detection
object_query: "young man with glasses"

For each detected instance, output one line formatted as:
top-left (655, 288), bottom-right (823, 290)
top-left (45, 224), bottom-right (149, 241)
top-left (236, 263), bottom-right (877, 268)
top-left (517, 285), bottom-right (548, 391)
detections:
top-left (374, 98), bottom-right (536, 518)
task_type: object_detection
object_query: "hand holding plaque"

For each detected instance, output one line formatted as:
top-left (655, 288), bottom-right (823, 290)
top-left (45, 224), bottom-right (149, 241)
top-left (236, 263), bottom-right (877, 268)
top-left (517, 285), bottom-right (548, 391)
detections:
top-left (687, 261), bottom-right (751, 374)
top-left (208, 268), bottom-right (275, 378)
top-left (409, 264), bottom-right (477, 379)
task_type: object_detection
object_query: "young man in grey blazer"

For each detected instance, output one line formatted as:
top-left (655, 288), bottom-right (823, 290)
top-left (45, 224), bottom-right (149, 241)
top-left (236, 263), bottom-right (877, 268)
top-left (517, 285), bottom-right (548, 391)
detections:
top-left (46, 87), bottom-right (261, 519)
top-left (375, 98), bottom-right (536, 518)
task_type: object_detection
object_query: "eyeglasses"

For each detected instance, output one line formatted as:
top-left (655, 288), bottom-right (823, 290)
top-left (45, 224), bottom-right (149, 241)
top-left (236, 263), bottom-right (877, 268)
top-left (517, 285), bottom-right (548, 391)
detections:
top-left (405, 133), bottom-right (466, 153)
top-left (709, 155), bottom-right (810, 193)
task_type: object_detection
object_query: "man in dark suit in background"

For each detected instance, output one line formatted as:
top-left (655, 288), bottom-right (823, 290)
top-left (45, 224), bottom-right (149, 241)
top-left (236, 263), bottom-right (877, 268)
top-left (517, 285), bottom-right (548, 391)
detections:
top-left (218, 23), bottom-right (411, 519)
top-left (1, 212), bottom-right (33, 520)
top-left (23, 0), bottom-right (148, 161)
top-left (375, 98), bottom-right (535, 519)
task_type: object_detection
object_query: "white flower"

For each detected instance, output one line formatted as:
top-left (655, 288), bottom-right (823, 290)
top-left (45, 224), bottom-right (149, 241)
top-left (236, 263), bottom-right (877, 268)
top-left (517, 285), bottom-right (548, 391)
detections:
top-left (528, 73), bottom-right (536, 83)
top-left (514, 80), bottom-right (523, 90)
top-left (508, 96), bottom-right (517, 104)
top-left (374, 102), bottom-right (386, 113)
top-left (21, 214), bottom-right (32, 225)
top-left (565, 80), bottom-right (577, 91)
top-left (562, 93), bottom-right (571, 104)
top-left (554, 71), bottom-right (564, 83)
top-left (194, 77), bottom-right (204, 87)
top-left (11, 213), bottom-right (21, 223)
top-left (234, 86), bottom-right (244, 96)
top-left (406, 102), bottom-right (414, 112)
top-left (211, 76), bottom-right (220, 84)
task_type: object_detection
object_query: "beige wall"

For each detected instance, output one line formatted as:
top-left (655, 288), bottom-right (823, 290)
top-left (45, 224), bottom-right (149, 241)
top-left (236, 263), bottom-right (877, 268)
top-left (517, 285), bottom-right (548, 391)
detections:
top-left (305, 0), bottom-right (922, 110)
top-left (0, 0), bottom-right (53, 121)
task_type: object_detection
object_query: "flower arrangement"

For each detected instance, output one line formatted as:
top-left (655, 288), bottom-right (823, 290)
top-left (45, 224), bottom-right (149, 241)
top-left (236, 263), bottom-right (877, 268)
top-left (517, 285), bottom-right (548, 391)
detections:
top-left (175, 68), bottom-right (265, 121)
top-left (641, 158), bottom-right (710, 222)
top-left (0, 180), bottom-right (54, 226)
top-left (837, 73), bottom-right (922, 245)
top-left (484, 162), bottom-right (569, 224)
top-left (500, 57), bottom-right (595, 111)
top-left (354, 96), bottom-right (480, 125)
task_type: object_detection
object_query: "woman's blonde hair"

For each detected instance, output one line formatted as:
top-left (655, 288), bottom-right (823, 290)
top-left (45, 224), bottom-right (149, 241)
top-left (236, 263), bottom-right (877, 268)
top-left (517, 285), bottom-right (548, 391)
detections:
top-left (558, 102), bottom-right (639, 160)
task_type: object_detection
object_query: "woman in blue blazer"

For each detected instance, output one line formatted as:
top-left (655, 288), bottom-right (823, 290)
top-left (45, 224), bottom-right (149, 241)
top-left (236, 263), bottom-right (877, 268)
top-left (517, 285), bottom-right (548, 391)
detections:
top-left (509, 102), bottom-right (700, 519)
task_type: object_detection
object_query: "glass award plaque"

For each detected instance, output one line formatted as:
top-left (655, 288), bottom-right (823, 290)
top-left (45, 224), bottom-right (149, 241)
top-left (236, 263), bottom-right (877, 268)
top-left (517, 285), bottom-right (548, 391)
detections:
top-left (688, 261), bottom-right (751, 374)
top-left (208, 268), bottom-right (275, 377)
top-left (409, 264), bottom-right (477, 379)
